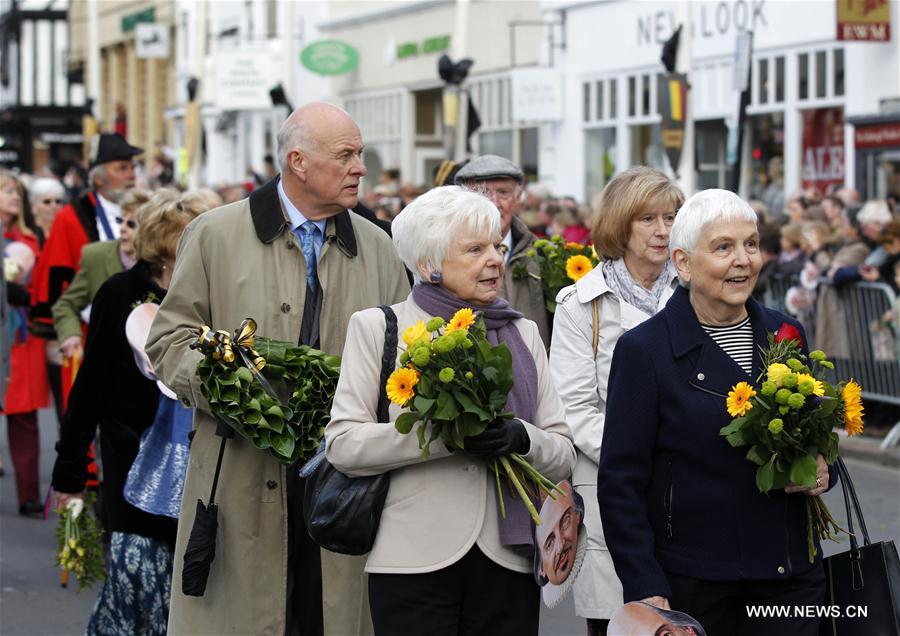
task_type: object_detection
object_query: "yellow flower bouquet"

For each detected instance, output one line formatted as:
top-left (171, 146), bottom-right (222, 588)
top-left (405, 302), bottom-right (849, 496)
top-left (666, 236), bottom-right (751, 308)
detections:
top-left (386, 308), bottom-right (559, 524)
top-left (510, 236), bottom-right (599, 312)
top-left (719, 323), bottom-right (865, 562)
top-left (55, 494), bottom-right (106, 591)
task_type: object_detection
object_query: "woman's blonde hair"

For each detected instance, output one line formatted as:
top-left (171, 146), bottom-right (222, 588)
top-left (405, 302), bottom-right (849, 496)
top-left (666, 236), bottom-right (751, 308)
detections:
top-left (591, 167), bottom-right (684, 260)
top-left (135, 191), bottom-right (210, 273)
top-left (120, 189), bottom-right (152, 219)
top-left (0, 169), bottom-right (35, 237)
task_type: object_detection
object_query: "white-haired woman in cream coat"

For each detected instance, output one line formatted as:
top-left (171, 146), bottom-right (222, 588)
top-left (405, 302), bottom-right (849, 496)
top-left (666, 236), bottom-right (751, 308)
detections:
top-left (327, 185), bottom-right (575, 636)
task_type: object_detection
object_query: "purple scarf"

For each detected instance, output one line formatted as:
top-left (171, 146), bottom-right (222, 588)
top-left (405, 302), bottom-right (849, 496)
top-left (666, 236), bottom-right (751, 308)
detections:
top-left (411, 283), bottom-right (538, 549)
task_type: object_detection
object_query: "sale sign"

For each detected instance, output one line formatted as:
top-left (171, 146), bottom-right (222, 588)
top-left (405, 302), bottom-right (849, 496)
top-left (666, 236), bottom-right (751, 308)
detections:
top-left (801, 107), bottom-right (845, 194)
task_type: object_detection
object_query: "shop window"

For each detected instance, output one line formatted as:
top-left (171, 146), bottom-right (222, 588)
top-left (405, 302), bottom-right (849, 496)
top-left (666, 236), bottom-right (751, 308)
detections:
top-left (815, 50), bottom-right (827, 99)
top-left (775, 57), bottom-right (785, 103)
top-left (628, 76), bottom-right (636, 117)
top-left (631, 123), bottom-right (665, 171)
top-left (519, 127), bottom-right (539, 180)
top-left (641, 74), bottom-right (651, 116)
top-left (798, 53), bottom-right (809, 100)
top-left (609, 78), bottom-right (617, 119)
top-left (479, 130), bottom-right (513, 160)
top-left (584, 128), bottom-right (616, 204)
top-left (415, 89), bottom-right (441, 139)
top-left (583, 82), bottom-right (590, 122)
top-left (697, 120), bottom-right (728, 190)
top-left (834, 48), bottom-right (844, 97)
top-left (747, 112), bottom-right (785, 209)
top-left (758, 58), bottom-right (769, 105)
top-left (498, 79), bottom-right (507, 126)
top-left (596, 81), bottom-right (604, 121)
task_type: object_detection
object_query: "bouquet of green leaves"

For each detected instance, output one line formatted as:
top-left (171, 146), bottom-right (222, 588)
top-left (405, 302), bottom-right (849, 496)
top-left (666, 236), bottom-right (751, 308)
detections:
top-left (719, 323), bottom-right (865, 562)
top-left (386, 308), bottom-right (559, 525)
top-left (55, 494), bottom-right (105, 591)
top-left (510, 235), bottom-right (599, 313)
top-left (193, 318), bottom-right (341, 464)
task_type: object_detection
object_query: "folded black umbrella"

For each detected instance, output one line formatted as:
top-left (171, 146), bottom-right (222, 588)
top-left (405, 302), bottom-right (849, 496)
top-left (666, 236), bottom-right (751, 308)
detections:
top-left (182, 419), bottom-right (233, 597)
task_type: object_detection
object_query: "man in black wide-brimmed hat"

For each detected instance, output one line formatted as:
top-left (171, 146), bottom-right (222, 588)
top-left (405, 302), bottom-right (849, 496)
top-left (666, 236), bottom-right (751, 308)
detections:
top-left (30, 132), bottom-right (143, 347)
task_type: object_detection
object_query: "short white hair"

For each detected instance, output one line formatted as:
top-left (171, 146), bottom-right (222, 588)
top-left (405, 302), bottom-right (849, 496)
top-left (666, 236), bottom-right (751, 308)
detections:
top-left (276, 118), bottom-right (317, 172)
top-left (29, 177), bottom-right (65, 202)
top-left (670, 188), bottom-right (758, 254)
top-left (857, 200), bottom-right (891, 226)
top-left (392, 185), bottom-right (501, 283)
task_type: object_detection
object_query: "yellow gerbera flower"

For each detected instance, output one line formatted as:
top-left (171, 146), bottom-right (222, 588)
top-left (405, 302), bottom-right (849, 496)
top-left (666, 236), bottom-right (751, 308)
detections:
top-left (726, 381), bottom-right (757, 417)
top-left (445, 307), bottom-right (475, 334)
top-left (566, 255), bottom-right (593, 282)
top-left (402, 320), bottom-right (430, 347)
top-left (841, 379), bottom-right (864, 436)
top-left (386, 367), bottom-right (419, 406)
top-left (795, 372), bottom-right (825, 397)
top-left (766, 363), bottom-right (792, 387)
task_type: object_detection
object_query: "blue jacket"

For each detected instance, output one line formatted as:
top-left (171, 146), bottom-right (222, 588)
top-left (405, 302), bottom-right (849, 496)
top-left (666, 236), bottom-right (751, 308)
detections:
top-left (597, 285), bottom-right (835, 602)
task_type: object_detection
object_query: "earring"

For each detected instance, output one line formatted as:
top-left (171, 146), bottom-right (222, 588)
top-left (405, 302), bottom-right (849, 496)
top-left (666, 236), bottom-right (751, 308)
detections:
top-left (429, 271), bottom-right (443, 284)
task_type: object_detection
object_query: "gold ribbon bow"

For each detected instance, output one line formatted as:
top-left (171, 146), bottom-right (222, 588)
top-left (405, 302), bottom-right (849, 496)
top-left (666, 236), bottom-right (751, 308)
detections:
top-left (191, 318), bottom-right (266, 371)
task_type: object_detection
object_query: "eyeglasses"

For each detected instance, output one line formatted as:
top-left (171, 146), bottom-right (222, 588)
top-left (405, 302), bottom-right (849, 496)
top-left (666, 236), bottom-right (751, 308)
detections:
top-left (40, 199), bottom-right (64, 205)
top-left (482, 187), bottom-right (518, 203)
top-left (115, 217), bottom-right (138, 229)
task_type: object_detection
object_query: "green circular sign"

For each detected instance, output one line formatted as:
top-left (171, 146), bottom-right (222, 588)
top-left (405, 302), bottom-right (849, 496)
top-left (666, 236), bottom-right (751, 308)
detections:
top-left (300, 40), bottom-right (359, 76)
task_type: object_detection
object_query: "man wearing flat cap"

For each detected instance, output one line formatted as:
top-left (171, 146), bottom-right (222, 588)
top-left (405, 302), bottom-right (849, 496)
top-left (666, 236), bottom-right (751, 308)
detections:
top-left (456, 154), bottom-right (550, 344)
top-left (30, 133), bottom-right (142, 348)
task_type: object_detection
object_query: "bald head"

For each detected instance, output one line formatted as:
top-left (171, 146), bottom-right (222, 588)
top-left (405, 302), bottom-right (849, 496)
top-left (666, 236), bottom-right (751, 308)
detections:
top-left (277, 101), bottom-right (367, 219)
top-left (277, 102), bottom-right (354, 171)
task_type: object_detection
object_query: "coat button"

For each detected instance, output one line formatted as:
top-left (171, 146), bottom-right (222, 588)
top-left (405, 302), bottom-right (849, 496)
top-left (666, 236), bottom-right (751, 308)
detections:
top-left (281, 302), bottom-right (291, 313)
top-left (266, 480), bottom-right (278, 490)
top-left (181, 397), bottom-right (191, 407)
top-left (286, 239), bottom-right (294, 249)
top-left (697, 373), bottom-right (705, 381)
top-left (777, 565), bottom-right (785, 574)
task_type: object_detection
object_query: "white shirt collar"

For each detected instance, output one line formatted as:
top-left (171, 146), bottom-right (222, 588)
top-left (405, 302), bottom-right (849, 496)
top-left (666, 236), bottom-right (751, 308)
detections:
top-left (96, 193), bottom-right (121, 239)
top-left (501, 231), bottom-right (513, 264)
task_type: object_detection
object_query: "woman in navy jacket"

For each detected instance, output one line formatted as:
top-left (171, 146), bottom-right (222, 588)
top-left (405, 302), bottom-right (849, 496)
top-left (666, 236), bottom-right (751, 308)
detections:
top-left (597, 189), bottom-right (835, 635)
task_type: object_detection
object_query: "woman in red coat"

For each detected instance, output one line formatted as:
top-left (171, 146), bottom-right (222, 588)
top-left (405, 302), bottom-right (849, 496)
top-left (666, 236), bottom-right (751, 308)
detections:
top-left (1, 169), bottom-right (50, 516)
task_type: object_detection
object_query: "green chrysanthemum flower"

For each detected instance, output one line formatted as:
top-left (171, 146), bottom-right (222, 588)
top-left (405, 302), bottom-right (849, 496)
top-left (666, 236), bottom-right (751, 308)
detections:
top-left (809, 350), bottom-right (826, 362)
top-left (787, 358), bottom-right (803, 371)
top-left (412, 346), bottom-right (431, 367)
top-left (768, 418), bottom-right (784, 434)
top-left (761, 381), bottom-right (777, 396)
top-left (775, 388), bottom-right (793, 405)
top-left (782, 373), bottom-right (798, 389)
top-left (788, 392), bottom-right (806, 409)
top-left (433, 335), bottom-right (457, 353)
top-left (426, 317), bottom-right (445, 332)
top-left (438, 368), bottom-right (455, 383)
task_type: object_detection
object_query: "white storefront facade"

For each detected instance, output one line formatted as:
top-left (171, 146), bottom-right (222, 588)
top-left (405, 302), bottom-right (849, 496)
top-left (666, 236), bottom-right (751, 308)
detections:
top-left (540, 0), bottom-right (900, 203)
top-left (319, 0), bottom-right (543, 188)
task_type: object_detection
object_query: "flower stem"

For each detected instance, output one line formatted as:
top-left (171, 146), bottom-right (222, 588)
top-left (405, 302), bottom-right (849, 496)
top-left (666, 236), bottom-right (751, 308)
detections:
top-left (493, 460), bottom-right (506, 519)
top-left (499, 456), bottom-right (542, 525)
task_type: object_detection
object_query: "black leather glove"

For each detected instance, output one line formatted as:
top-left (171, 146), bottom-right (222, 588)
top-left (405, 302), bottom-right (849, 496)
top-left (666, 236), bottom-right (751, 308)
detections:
top-left (462, 418), bottom-right (530, 458)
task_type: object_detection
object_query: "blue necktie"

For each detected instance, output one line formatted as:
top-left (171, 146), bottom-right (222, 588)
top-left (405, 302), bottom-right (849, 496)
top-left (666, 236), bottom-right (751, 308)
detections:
top-left (298, 221), bottom-right (319, 294)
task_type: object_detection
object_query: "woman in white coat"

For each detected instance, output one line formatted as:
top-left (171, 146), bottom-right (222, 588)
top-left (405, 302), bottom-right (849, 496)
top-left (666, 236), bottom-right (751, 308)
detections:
top-left (327, 185), bottom-right (576, 635)
top-left (549, 167), bottom-right (683, 636)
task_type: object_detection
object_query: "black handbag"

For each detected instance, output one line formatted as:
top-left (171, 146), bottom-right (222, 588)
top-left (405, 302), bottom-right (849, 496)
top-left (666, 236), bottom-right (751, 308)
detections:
top-left (820, 456), bottom-right (900, 635)
top-left (299, 305), bottom-right (397, 555)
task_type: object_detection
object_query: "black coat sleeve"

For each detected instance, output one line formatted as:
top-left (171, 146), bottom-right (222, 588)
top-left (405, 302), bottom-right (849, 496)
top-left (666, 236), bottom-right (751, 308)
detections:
top-left (51, 280), bottom-right (119, 493)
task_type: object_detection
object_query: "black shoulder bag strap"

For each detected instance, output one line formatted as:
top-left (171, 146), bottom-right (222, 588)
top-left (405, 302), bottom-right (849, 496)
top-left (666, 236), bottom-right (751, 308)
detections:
top-left (376, 304), bottom-right (398, 421)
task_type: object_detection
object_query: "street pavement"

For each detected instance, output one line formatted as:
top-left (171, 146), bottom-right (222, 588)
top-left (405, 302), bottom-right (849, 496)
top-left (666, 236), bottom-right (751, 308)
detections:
top-left (1, 409), bottom-right (898, 636)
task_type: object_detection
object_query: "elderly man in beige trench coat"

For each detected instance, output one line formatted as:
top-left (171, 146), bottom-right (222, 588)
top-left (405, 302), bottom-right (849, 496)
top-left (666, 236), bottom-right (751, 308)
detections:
top-left (147, 102), bottom-right (409, 636)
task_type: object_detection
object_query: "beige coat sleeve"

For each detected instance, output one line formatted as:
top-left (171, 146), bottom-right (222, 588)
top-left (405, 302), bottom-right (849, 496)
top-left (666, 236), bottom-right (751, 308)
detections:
top-left (146, 221), bottom-right (208, 411)
top-left (326, 307), bottom-right (454, 476)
